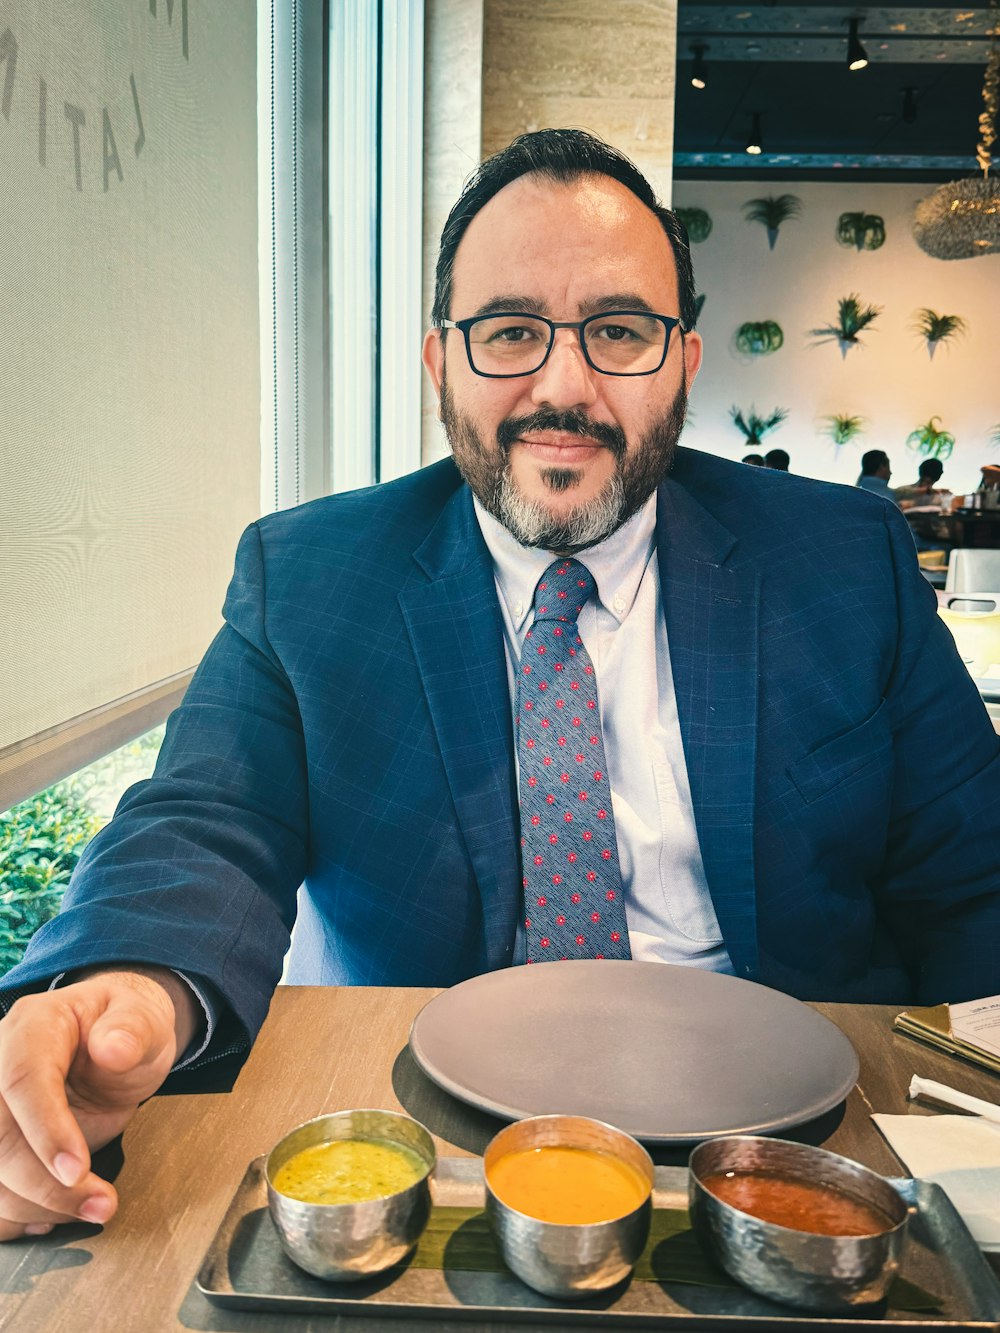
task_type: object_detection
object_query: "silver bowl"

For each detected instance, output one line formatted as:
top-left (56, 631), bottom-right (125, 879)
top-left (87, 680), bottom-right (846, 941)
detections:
top-left (484, 1114), bottom-right (654, 1299)
top-left (265, 1109), bottom-right (435, 1281)
top-left (689, 1136), bottom-right (910, 1313)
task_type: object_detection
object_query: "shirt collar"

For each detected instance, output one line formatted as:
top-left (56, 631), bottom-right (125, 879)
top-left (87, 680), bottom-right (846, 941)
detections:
top-left (473, 489), bottom-right (658, 633)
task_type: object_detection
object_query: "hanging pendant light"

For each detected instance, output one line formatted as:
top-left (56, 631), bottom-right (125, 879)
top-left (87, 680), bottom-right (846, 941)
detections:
top-left (846, 18), bottom-right (869, 72)
top-left (691, 44), bottom-right (709, 90)
top-left (913, 23), bottom-right (1000, 261)
top-left (746, 112), bottom-right (763, 155)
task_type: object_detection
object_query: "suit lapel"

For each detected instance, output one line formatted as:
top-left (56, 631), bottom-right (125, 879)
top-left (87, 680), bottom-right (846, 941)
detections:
top-left (656, 479), bottom-right (761, 980)
top-left (399, 486), bottom-right (520, 971)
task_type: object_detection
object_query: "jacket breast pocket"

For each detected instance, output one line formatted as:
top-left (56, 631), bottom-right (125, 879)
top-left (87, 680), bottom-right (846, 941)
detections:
top-left (787, 700), bottom-right (892, 805)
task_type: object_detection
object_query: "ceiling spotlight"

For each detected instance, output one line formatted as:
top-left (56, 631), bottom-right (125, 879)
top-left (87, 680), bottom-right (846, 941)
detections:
top-left (847, 18), bottom-right (869, 71)
top-left (691, 44), bottom-right (709, 90)
top-left (902, 86), bottom-right (918, 124)
top-left (746, 111), bottom-right (763, 155)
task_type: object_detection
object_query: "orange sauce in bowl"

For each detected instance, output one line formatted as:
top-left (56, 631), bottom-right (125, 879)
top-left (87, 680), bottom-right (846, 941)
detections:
top-left (488, 1146), bottom-right (649, 1225)
top-left (701, 1170), bottom-right (895, 1237)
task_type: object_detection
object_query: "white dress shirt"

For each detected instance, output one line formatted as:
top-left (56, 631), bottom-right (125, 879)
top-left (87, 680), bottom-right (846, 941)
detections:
top-left (474, 493), bottom-right (734, 972)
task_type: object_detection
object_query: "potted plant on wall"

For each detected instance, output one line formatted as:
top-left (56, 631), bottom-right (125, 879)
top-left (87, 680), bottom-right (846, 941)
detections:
top-left (742, 194), bottom-right (802, 250)
top-left (811, 293), bottom-right (882, 356)
top-left (912, 308), bottom-right (968, 358)
top-left (675, 207), bottom-right (713, 243)
top-left (907, 416), bottom-right (955, 460)
top-left (836, 212), bottom-right (886, 251)
top-left (821, 413), bottom-right (866, 447)
top-left (734, 320), bottom-right (784, 356)
top-left (730, 405), bottom-right (788, 448)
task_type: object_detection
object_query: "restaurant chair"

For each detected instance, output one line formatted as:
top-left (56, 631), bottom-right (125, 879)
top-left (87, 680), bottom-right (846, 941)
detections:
top-left (939, 593), bottom-right (1000, 615)
top-left (944, 548), bottom-right (1000, 594)
top-left (916, 549), bottom-right (948, 589)
top-left (936, 606), bottom-right (1000, 683)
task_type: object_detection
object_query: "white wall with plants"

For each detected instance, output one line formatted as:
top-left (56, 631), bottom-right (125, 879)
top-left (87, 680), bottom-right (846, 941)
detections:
top-left (673, 179), bottom-right (1000, 496)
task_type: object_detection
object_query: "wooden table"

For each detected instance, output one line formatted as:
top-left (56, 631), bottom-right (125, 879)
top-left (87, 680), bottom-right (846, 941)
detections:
top-left (1, 986), bottom-right (998, 1332)
top-left (944, 513), bottom-right (1000, 550)
top-left (906, 510), bottom-right (1000, 550)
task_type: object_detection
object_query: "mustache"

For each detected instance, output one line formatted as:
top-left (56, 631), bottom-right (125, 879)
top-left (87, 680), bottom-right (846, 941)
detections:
top-left (496, 410), bottom-right (626, 458)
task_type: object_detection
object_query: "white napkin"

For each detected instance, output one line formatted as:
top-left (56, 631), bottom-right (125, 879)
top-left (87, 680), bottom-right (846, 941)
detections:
top-left (872, 1113), bottom-right (1000, 1251)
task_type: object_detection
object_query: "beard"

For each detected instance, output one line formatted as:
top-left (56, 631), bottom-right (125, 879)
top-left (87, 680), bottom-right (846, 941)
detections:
top-left (440, 374), bottom-right (689, 554)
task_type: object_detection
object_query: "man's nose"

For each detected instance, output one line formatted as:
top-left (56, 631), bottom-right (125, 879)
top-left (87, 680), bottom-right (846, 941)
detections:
top-left (529, 329), bottom-right (598, 409)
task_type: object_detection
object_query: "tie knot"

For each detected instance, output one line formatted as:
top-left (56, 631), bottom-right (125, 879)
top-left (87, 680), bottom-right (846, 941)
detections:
top-left (532, 559), bottom-right (596, 624)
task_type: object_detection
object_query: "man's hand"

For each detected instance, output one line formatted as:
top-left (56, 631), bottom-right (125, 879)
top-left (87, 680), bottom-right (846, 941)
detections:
top-left (0, 967), bottom-right (199, 1239)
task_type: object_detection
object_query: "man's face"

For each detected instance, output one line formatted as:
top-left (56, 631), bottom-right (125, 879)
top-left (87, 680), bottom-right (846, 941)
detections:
top-left (877, 459), bottom-right (891, 481)
top-left (422, 173), bottom-right (702, 552)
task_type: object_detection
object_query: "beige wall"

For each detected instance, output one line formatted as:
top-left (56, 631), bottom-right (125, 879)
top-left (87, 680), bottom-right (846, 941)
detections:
top-left (421, 0), bottom-right (678, 464)
top-left (672, 178), bottom-right (1000, 497)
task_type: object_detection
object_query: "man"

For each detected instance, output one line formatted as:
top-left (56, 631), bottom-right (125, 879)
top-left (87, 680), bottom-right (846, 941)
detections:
top-left (0, 129), bottom-right (998, 1239)
top-left (741, 453), bottom-right (764, 466)
top-left (763, 447), bottom-right (789, 472)
top-left (856, 449), bottom-right (895, 500)
top-left (894, 458), bottom-right (946, 509)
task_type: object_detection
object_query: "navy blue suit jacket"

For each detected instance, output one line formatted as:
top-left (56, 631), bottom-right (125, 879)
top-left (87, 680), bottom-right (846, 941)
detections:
top-left (5, 450), bottom-right (1000, 1047)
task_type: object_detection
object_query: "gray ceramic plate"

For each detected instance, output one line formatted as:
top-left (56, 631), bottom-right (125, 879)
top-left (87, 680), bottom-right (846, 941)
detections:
top-left (408, 962), bottom-right (859, 1145)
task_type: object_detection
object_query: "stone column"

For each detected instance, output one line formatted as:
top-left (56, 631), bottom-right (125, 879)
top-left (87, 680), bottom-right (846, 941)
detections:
top-left (422, 0), bottom-right (485, 463)
top-left (482, 0), bottom-right (677, 207)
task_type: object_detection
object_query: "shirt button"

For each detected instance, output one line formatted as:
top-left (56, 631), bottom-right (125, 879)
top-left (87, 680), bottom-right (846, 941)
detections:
top-left (515, 601), bottom-right (524, 619)
top-left (613, 595), bottom-right (626, 613)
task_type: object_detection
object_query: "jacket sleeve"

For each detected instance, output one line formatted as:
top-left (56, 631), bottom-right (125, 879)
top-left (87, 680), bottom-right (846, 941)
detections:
top-left (876, 503), bottom-right (1000, 1002)
top-left (0, 522), bottom-right (308, 1052)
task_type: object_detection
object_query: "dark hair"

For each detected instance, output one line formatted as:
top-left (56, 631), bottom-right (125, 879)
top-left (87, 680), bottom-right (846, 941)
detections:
top-left (860, 449), bottom-right (889, 476)
top-left (918, 459), bottom-right (944, 482)
top-left (431, 128), bottom-right (697, 330)
top-left (764, 448), bottom-right (790, 471)
top-left (742, 453), bottom-right (765, 466)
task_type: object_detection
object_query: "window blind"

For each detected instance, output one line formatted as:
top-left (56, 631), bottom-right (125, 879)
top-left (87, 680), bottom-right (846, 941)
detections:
top-left (0, 1), bottom-right (261, 810)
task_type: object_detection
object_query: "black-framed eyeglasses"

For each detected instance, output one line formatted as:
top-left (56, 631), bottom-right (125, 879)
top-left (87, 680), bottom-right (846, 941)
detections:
top-left (438, 310), bottom-right (687, 379)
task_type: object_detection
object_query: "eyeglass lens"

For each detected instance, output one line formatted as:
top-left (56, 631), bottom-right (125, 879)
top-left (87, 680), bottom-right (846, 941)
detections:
top-left (466, 313), bottom-right (668, 375)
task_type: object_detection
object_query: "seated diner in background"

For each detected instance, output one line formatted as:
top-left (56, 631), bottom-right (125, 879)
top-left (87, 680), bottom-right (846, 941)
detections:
top-left (0, 128), bottom-right (998, 1244)
top-left (855, 449), bottom-right (895, 501)
top-left (894, 458), bottom-right (948, 510)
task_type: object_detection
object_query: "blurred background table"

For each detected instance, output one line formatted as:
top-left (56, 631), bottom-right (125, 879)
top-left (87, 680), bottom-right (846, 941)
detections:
top-left (1, 985), bottom-right (998, 1332)
top-left (907, 509), bottom-right (1000, 551)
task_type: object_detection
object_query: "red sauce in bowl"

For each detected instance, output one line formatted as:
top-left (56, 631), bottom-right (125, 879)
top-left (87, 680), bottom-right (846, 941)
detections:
top-left (701, 1170), bottom-right (895, 1237)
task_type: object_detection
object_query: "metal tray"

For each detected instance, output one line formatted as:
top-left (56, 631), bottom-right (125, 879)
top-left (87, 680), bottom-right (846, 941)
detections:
top-left (195, 1156), bottom-right (1000, 1329)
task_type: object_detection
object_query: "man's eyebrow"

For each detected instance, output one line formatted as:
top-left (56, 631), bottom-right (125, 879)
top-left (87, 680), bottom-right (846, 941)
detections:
top-left (579, 294), bottom-right (658, 316)
top-left (469, 295), bottom-right (548, 318)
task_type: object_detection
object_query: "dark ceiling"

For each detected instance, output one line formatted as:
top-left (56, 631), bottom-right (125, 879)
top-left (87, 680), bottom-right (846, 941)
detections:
top-left (674, 2), bottom-right (998, 179)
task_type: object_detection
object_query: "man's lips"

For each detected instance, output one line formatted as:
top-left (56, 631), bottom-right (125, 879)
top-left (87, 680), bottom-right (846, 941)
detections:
top-left (516, 432), bottom-right (606, 464)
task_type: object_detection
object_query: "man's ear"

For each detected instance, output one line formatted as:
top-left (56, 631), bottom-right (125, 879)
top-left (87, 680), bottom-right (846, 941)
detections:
top-left (422, 329), bottom-right (445, 400)
top-left (682, 329), bottom-right (703, 388)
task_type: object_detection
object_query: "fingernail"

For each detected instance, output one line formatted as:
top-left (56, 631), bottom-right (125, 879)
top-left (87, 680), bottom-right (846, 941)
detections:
top-left (53, 1152), bottom-right (82, 1187)
top-left (79, 1196), bottom-right (113, 1224)
top-left (25, 1223), bottom-right (53, 1236)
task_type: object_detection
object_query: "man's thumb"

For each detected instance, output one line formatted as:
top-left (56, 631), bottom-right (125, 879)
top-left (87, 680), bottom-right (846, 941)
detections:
top-left (87, 1001), bottom-right (167, 1075)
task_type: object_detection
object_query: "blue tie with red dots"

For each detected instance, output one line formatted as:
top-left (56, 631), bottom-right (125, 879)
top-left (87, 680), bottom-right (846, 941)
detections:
top-left (517, 558), bottom-right (631, 963)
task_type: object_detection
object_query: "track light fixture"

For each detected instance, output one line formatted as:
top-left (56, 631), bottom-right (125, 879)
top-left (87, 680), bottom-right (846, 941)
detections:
top-left (691, 44), bottom-right (709, 90)
top-left (902, 87), bottom-right (917, 124)
top-left (746, 111), bottom-right (763, 155)
top-left (847, 18), bottom-right (869, 72)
